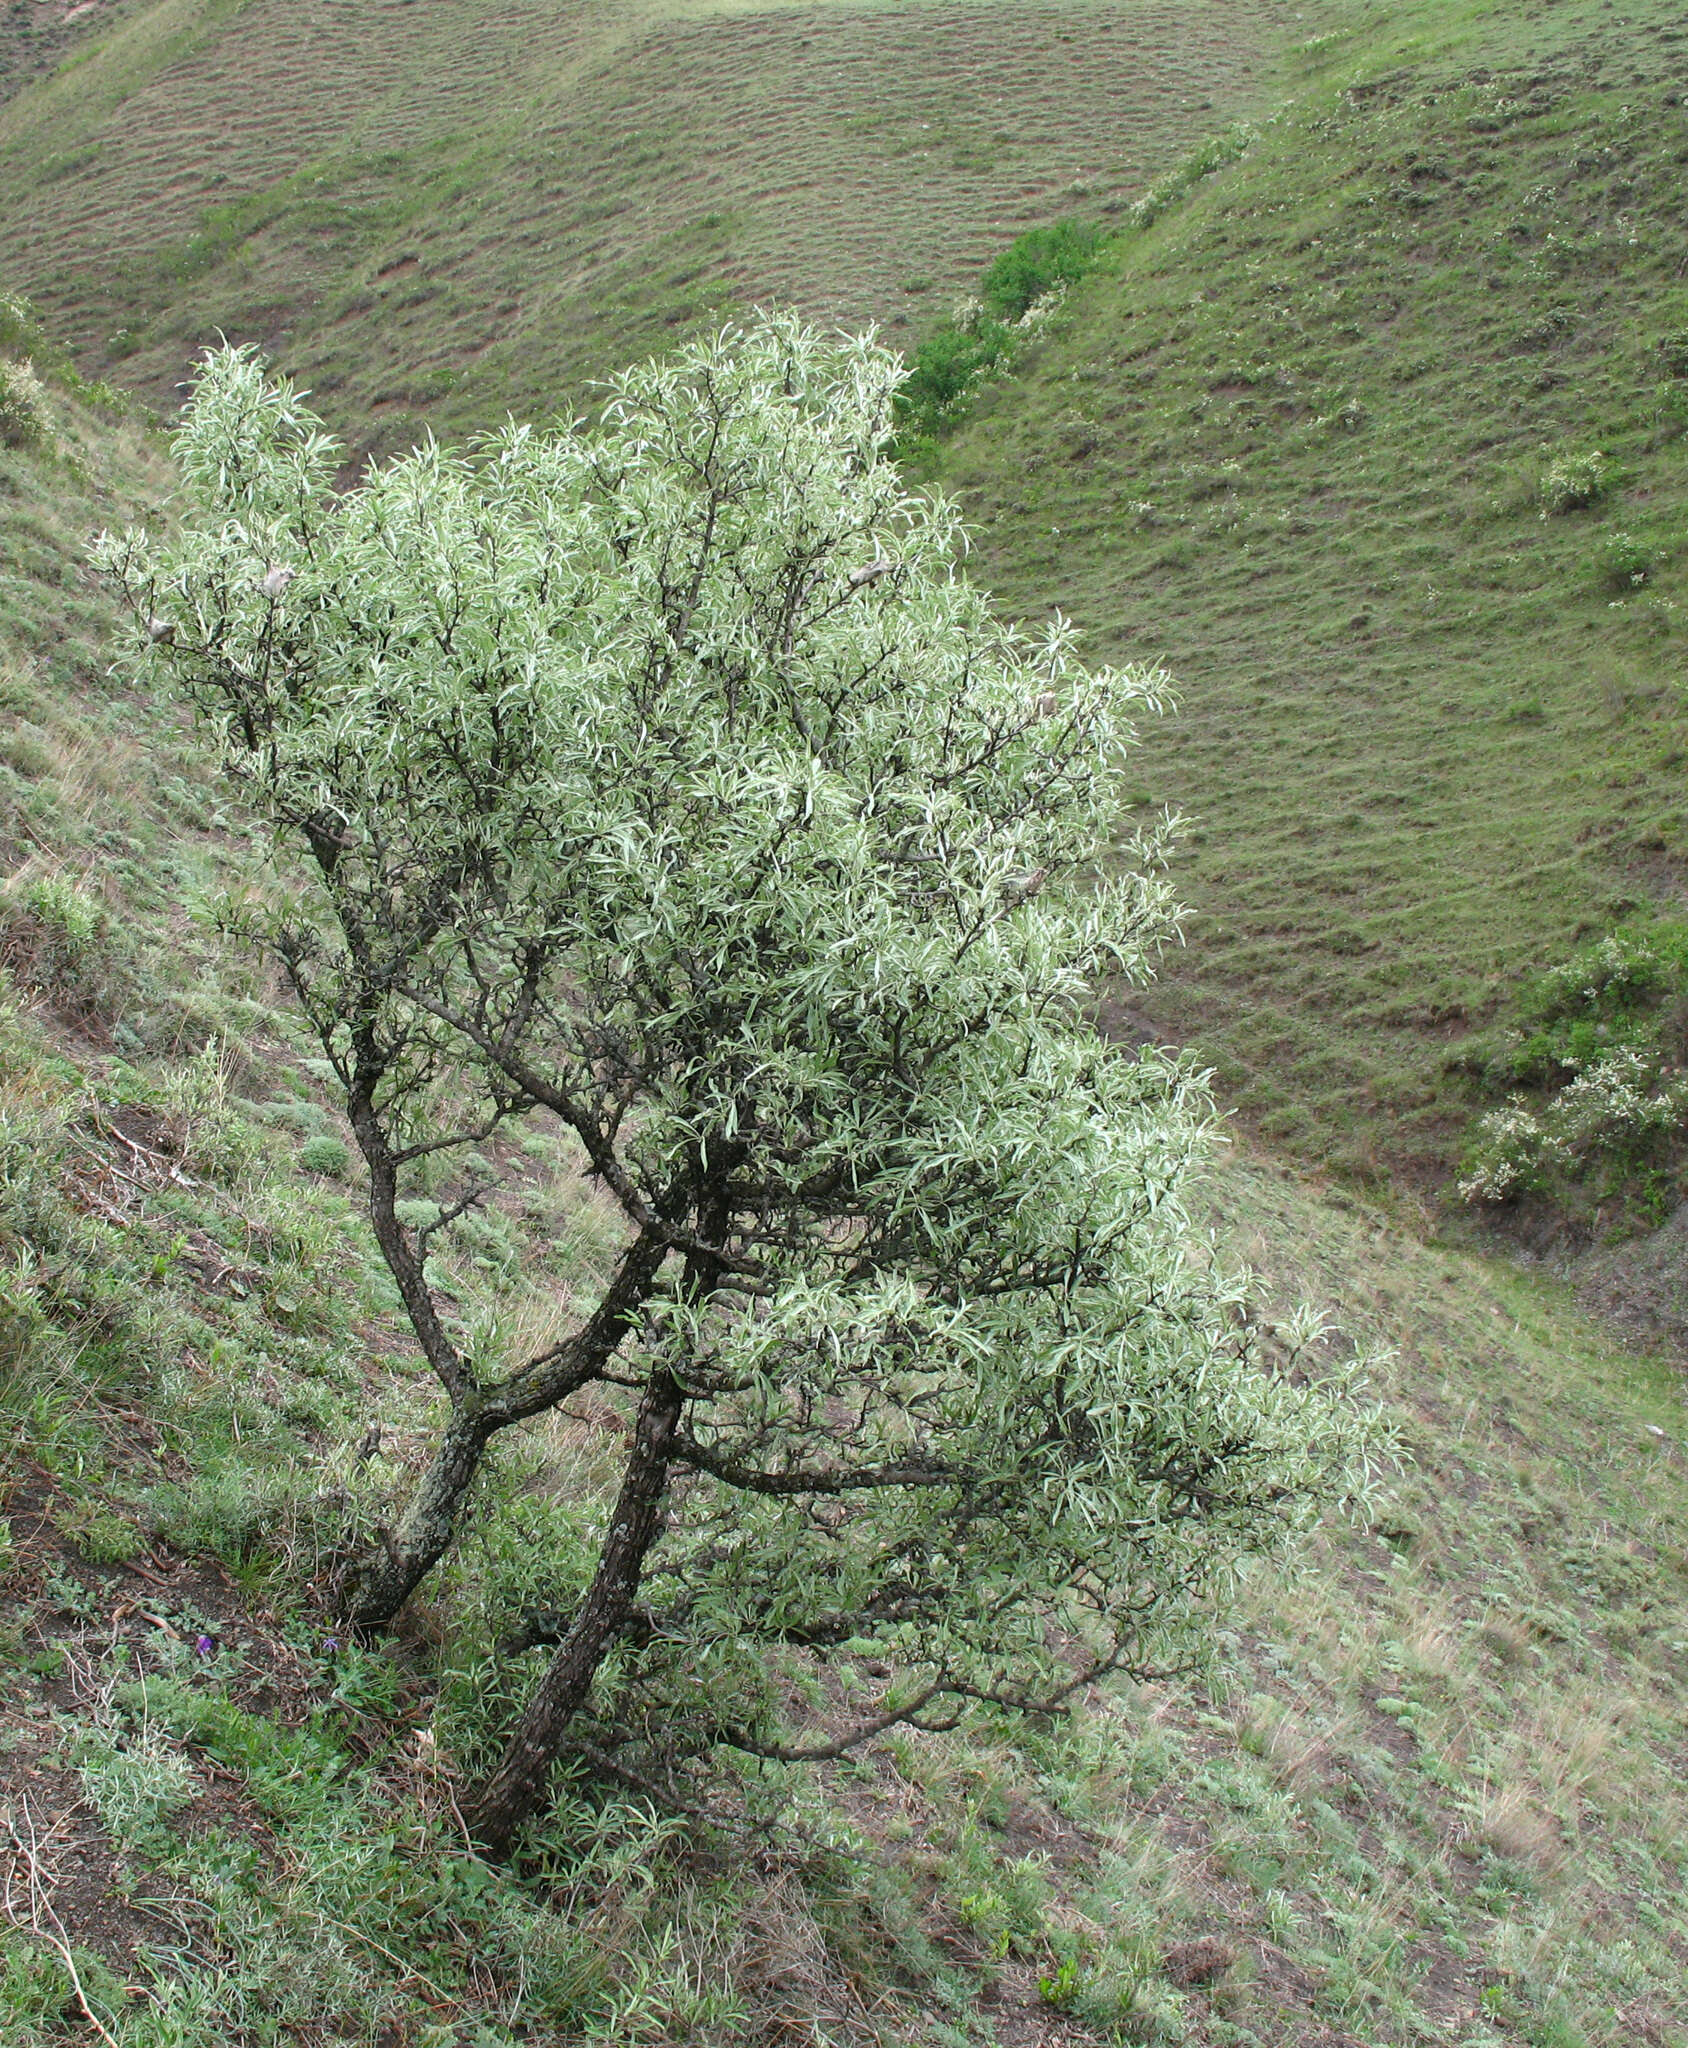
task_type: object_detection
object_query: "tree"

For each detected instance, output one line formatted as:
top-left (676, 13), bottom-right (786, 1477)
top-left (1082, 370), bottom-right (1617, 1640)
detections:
top-left (100, 316), bottom-right (1364, 1857)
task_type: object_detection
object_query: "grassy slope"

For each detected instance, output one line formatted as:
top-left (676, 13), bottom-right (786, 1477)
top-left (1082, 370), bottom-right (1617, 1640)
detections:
top-left (0, 1), bottom-right (145, 111)
top-left (0, 0), bottom-right (1289, 452)
top-left (930, 0), bottom-right (1688, 1193)
top-left (2, 341), bottom-right (1686, 2048)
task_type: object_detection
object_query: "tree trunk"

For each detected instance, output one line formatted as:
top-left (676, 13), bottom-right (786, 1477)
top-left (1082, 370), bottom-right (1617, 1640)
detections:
top-left (342, 1405), bottom-right (491, 1631)
top-left (464, 1369), bottom-right (685, 1859)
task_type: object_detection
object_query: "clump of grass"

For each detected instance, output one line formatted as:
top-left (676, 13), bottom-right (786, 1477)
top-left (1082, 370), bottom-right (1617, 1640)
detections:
top-left (0, 868), bottom-right (132, 1038)
top-left (76, 1724), bottom-right (201, 1844)
top-left (297, 1132), bottom-right (350, 1179)
top-left (52, 1501), bottom-right (145, 1564)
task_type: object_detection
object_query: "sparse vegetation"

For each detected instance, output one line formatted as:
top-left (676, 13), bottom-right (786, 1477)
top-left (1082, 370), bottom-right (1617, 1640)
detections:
top-left (0, 0), bottom-right (1283, 450)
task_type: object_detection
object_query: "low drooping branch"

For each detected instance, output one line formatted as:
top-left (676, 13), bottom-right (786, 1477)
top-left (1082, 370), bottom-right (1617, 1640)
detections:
top-left (672, 1432), bottom-right (966, 1496)
top-left (717, 1680), bottom-right (952, 1763)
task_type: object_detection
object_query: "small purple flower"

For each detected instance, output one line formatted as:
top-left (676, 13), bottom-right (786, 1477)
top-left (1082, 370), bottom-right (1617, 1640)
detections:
top-left (194, 1634), bottom-right (215, 1657)
top-left (321, 1637), bottom-right (340, 1657)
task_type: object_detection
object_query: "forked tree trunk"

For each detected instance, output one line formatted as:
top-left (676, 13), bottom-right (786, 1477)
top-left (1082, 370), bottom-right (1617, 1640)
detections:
top-left (341, 1231), bottom-right (669, 1634)
top-left (464, 1369), bottom-right (685, 1859)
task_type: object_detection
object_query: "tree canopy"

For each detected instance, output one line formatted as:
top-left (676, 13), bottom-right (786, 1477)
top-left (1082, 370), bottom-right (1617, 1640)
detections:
top-left (100, 315), bottom-right (1366, 1854)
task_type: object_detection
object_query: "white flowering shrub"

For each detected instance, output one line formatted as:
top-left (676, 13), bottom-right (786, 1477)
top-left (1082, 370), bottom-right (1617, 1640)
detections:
top-left (1460, 1051), bottom-right (1688, 1203)
top-left (1598, 528), bottom-right (1653, 589)
top-left (1460, 923), bottom-right (1688, 1211)
top-left (1539, 446), bottom-right (1613, 515)
top-left (0, 356), bottom-right (50, 450)
top-left (1126, 124), bottom-right (1255, 231)
top-left (101, 317), bottom-right (1369, 1853)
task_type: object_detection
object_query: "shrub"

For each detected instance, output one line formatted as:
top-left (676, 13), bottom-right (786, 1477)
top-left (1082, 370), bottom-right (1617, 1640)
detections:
top-left (894, 308), bottom-right (1019, 435)
top-left (298, 1132), bottom-right (351, 1178)
top-left (1539, 447), bottom-right (1613, 514)
top-left (1597, 528), bottom-right (1653, 589)
top-left (895, 219), bottom-right (1104, 444)
top-left (106, 321), bottom-right (1369, 1858)
top-left (0, 357), bottom-right (50, 450)
top-left (980, 219), bottom-right (1103, 321)
top-left (0, 291), bottom-right (39, 353)
top-left (1460, 923), bottom-right (1688, 1210)
top-left (1126, 122), bottom-right (1255, 230)
top-left (1460, 1051), bottom-right (1688, 1204)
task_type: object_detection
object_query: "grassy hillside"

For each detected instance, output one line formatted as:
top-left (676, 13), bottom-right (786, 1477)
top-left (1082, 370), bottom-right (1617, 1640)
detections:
top-left (0, 1), bottom-right (143, 110)
top-left (6, 1), bottom-right (1688, 2038)
top-left (0, 0), bottom-right (1289, 451)
top-left (3, 312), bottom-right (1687, 2048)
top-left (930, 0), bottom-right (1688, 1195)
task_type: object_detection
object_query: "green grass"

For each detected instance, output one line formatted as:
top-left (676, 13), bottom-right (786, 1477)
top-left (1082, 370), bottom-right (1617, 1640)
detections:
top-left (927, 0), bottom-right (1688, 1195)
top-left (0, 0), bottom-right (1284, 454)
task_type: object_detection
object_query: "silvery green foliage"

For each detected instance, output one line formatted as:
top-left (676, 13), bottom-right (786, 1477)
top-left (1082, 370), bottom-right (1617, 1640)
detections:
top-left (99, 317), bottom-right (1364, 1769)
top-left (1460, 1049), bottom-right (1688, 1203)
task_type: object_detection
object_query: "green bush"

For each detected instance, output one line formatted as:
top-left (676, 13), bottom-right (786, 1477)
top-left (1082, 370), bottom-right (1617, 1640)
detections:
top-left (980, 219), bottom-right (1103, 321)
top-left (1486, 922), bottom-right (1688, 1088)
top-left (895, 311), bottom-right (1018, 435)
top-left (298, 1132), bottom-right (350, 1178)
top-left (1461, 922), bottom-right (1688, 1210)
top-left (1597, 528), bottom-right (1653, 589)
top-left (252, 1097), bottom-right (333, 1138)
top-left (895, 219), bottom-right (1103, 442)
top-left (76, 1725), bottom-right (199, 1843)
top-left (0, 291), bottom-right (40, 355)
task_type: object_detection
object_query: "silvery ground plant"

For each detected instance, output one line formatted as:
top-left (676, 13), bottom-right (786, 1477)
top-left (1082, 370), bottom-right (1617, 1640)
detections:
top-left (99, 315), bottom-right (1368, 1855)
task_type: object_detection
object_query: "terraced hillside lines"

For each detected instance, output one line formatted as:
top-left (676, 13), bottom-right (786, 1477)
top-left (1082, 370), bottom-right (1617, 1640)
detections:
top-left (0, 0), bottom-right (1287, 444)
top-left (0, 0), bottom-right (142, 110)
top-left (933, 0), bottom-right (1688, 1192)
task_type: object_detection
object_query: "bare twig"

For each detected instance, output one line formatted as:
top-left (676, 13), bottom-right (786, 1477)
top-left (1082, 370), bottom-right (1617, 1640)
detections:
top-left (1, 1793), bottom-right (122, 2048)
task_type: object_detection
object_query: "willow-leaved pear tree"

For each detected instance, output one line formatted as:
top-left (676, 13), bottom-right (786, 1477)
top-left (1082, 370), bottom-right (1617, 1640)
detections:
top-left (100, 316), bottom-right (1368, 1856)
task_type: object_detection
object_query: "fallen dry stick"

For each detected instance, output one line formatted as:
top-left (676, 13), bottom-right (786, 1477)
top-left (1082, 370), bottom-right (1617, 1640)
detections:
top-left (1, 1791), bottom-right (122, 2048)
